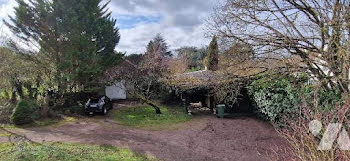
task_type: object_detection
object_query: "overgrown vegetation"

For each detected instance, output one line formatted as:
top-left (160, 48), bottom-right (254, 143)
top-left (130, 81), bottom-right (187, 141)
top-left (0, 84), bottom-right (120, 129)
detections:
top-left (0, 100), bottom-right (15, 124)
top-left (175, 46), bottom-right (207, 72)
top-left (112, 105), bottom-right (191, 130)
top-left (249, 77), bottom-right (300, 125)
top-left (209, 0), bottom-right (350, 93)
top-left (209, 0), bottom-right (350, 158)
top-left (11, 100), bottom-right (40, 125)
top-left (5, 0), bottom-right (121, 94)
top-left (0, 142), bottom-right (154, 161)
top-left (0, 0), bottom-right (122, 121)
top-left (249, 74), bottom-right (343, 126)
top-left (0, 0), bottom-right (349, 160)
top-left (274, 97), bottom-right (350, 161)
top-left (106, 34), bottom-right (173, 114)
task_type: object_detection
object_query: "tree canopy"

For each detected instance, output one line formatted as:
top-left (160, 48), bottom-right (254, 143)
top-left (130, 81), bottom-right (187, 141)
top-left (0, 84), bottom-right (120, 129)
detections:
top-left (4, 0), bottom-right (122, 94)
top-left (176, 46), bottom-right (207, 71)
top-left (209, 0), bottom-right (350, 93)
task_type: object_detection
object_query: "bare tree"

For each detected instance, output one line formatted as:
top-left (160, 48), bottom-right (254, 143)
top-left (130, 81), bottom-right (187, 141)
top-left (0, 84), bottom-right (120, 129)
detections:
top-left (104, 35), bottom-right (172, 115)
top-left (208, 0), bottom-right (350, 93)
top-left (104, 56), bottom-right (164, 114)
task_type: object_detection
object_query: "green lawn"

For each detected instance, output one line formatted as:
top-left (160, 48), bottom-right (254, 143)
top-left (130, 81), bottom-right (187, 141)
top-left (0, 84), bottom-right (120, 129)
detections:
top-left (112, 105), bottom-right (192, 130)
top-left (0, 143), bottom-right (155, 161)
top-left (1, 116), bottom-right (78, 129)
top-left (33, 116), bottom-right (77, 127)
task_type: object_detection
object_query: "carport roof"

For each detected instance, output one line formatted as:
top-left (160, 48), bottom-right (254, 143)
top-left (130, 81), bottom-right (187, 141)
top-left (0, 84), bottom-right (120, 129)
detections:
top-left (166, 70), bottom-right (230, 90)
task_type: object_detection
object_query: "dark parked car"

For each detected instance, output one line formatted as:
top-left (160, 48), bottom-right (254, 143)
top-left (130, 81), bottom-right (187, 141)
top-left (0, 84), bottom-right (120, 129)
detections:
top-left (84, 96), bottom-right (112, 115)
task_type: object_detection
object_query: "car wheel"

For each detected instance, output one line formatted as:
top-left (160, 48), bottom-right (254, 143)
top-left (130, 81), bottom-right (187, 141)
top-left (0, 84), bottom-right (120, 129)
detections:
top-left (103, 107), bottom-right (107, 115)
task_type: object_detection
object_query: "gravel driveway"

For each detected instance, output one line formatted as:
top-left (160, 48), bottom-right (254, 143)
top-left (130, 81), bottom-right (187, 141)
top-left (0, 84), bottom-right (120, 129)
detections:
top-left (1, 113), bottom-right (292, 161)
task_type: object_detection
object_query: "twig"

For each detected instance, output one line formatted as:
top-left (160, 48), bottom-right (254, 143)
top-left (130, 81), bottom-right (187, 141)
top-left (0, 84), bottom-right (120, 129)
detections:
top-left (0, 125), bottom-right (41, 145)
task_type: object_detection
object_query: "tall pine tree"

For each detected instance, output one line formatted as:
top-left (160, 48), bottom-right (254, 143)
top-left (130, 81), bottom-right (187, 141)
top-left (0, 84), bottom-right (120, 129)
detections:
top-left (205, 36), bottom-right (219, 71)
top-left (5, 0), bottom-right (121, 94)
top-left (145, 34), bottom-right (171, 58)
top-left (143, 34), bottom-right (171, 76)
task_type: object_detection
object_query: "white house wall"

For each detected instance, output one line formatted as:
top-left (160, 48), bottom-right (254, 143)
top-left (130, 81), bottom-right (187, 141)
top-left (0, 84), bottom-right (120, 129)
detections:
top-left (106, 81), bottom-right (127, 100)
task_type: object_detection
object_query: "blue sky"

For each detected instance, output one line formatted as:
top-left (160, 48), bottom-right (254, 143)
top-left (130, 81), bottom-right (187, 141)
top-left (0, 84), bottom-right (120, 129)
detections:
top-left (0, 0), bottom-right (217, 53)
top-left (116, 15), bottom-right (162, 29)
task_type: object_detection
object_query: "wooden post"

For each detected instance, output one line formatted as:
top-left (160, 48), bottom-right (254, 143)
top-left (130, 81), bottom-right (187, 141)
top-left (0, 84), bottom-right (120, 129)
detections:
top-left (181, 93), bottom-right (190, 115)
top-left (182, 99), bottom-right (188, 113)
top-left (205, 94), bottom-right (211, 108)
top-left (210, 96), bottom-right (215, 114)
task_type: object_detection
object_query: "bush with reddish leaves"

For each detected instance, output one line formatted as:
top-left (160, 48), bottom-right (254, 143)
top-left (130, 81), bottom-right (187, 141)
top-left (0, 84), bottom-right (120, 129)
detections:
top-left (276, 96), bottom-right (350, 161)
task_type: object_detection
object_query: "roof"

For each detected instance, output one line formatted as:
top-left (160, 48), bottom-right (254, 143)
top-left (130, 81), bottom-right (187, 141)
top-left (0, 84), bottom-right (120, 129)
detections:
top-left (104, 57), bottom-right (140, 80)
top-left (166, 70), bottom-right (226, 90)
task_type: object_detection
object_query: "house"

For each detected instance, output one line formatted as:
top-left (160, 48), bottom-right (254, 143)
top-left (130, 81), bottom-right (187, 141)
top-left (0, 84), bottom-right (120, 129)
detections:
top-left (167, 69), bottom-right (247, 114)
top-left (104, 54), bottom-right (142, 100)
top-left (105, 81), bottom-right (127, 100)
top-left (166, 58), bottom-right (259, 115)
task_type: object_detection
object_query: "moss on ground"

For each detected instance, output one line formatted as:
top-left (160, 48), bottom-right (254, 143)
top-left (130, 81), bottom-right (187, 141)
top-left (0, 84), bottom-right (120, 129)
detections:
top-left (33, 116), bottom-right (77, 127)
top-left (112, 105), bottom-right (192, 130)
top-left (0, 142), bottom-right (156, 161)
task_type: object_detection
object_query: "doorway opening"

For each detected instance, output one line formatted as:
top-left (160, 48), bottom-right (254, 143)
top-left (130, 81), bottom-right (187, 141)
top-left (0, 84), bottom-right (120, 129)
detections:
top-left (225, 88), bottom-right (255, 115)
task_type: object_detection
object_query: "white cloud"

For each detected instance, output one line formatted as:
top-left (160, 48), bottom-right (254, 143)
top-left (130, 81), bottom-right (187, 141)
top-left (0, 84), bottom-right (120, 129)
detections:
top-left (0, 0), bottom-right (217, 53)
top-left (0, 0), bottom-right (16, 20)
top-left (117, 22), bottom-right (209, 54)
top-left (0, 0), bottom-right (16, 43)
top-left (109, 0), bottom-right (217, 53)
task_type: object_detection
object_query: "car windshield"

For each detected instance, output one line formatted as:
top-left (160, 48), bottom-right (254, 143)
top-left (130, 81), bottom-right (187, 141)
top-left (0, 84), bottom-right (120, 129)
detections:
top-left (90, 98), bottom-right (100, 103)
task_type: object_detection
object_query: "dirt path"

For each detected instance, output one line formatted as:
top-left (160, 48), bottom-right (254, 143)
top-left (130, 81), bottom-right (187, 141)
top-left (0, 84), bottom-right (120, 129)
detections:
top-left (1, 114), bottom-right (290, 161)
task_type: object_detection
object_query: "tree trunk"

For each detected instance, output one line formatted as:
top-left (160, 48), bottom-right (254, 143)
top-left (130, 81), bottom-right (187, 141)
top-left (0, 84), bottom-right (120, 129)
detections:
top-left (41, 96), bottom-right (50, 118)
top-left (16, 82), bottom-right (24, 99)
top-left (131, 92), bottom-right (162, 114)
top-left (183, 99), bottom-right (189, 114)
top-left (34, 76), bottom-right (41, 99)
top-left (10, 88), bottom-right (17, 104)
top-left (210, 96), bottom-right (216, 111)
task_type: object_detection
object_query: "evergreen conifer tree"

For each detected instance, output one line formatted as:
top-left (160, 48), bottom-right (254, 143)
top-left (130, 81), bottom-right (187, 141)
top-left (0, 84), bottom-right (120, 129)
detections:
top-left (205, 36), bottom-right (219, 71)
top-left (5, 0), bottom-right (121, 93)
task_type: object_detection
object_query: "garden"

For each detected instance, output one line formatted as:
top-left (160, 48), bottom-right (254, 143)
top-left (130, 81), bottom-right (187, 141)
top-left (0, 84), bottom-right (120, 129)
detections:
top-left (0, 0), bottom-right (349, 160)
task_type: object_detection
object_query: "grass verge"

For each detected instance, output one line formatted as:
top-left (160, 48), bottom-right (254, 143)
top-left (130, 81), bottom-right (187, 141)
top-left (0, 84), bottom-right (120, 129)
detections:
top-left (33, 116), bottom-right (77, 127)
top-left (0, 142), bottom-right (156, 161)
top-left (112, 105), bottom-right (191, 130)
top-left (3, 116), bottom-right (78, 129)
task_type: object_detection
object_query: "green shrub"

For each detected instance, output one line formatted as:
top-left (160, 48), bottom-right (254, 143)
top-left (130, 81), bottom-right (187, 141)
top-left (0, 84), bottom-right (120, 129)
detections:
top-left (249, 74), bottom-right (343, 126)
top-left (68, 105), bottom-right (83, 114)
top-left (299, 84), bottom-right (342, 110)
top-left (0, 100), bottom-right (15, 124)
top-left (11, 99), bottom-right (41, 125)
top-left (249, 76), bottom-right (300, 125)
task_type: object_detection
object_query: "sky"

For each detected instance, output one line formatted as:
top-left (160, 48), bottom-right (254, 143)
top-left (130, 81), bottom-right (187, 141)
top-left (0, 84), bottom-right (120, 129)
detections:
top-left (0, 0), bottom-right (218, 54)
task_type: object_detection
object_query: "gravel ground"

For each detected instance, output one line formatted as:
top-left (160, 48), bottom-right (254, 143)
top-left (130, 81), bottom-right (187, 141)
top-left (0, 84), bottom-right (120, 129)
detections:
top-left (0, 107), bottom-right (292, 161)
